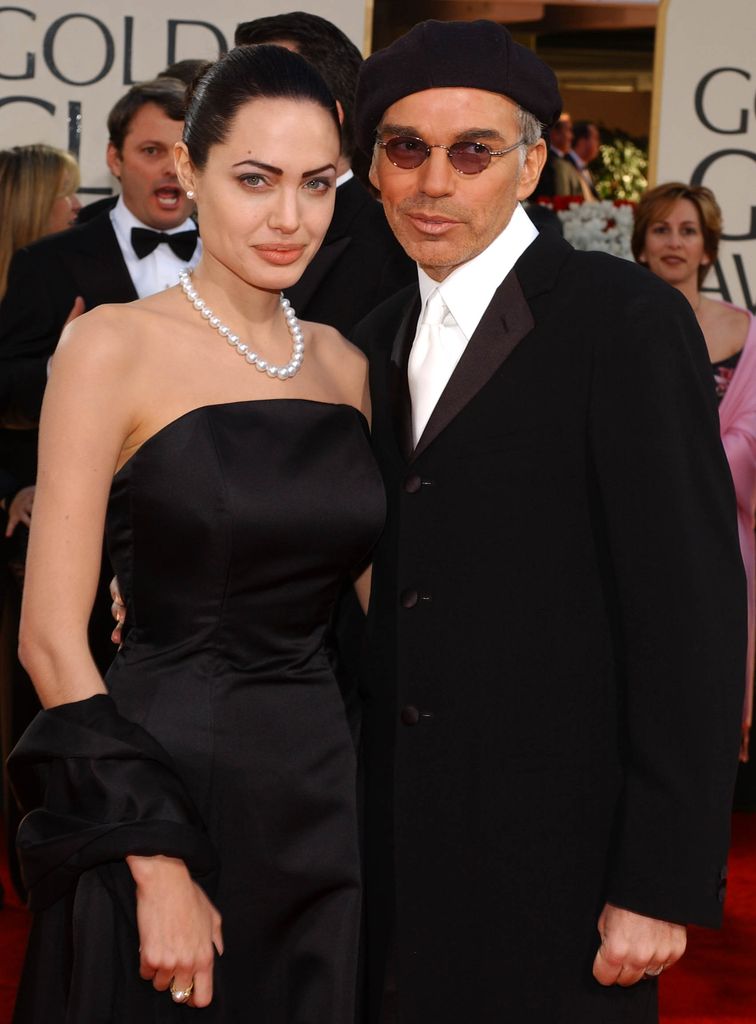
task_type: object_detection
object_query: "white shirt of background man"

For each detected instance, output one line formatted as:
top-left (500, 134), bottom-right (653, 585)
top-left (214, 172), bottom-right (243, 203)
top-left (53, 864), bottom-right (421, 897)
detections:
top-left (110, 195), bottom-right (201, 299)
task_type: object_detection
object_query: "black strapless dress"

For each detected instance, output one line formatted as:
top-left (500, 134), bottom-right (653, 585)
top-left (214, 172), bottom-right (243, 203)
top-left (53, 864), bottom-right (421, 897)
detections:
top-left (10, 399), bottom-right (385, 1023)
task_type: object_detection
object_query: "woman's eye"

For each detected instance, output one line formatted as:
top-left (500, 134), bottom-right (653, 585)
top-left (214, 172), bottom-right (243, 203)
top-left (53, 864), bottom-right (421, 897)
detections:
top-left (304, 178), bottom-right (331, 192)
top-left (240, 174), bottom-right (266, 188)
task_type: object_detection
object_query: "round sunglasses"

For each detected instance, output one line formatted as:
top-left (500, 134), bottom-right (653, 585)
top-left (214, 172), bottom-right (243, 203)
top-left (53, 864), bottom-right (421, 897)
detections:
top-left (376, 136), bottom-right (525, 175)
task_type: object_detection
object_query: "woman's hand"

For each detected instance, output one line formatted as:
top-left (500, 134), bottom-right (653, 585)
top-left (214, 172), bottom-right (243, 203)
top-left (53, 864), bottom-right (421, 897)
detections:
top-left (128, 855), bottom-right (223, 1008)
top-left (5, 485), bottom-right (35, 536)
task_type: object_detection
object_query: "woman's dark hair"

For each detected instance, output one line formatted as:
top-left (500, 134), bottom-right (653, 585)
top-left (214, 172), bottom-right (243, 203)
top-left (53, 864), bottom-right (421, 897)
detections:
top-left (234, 13), bottom-right (362, 161)
top-left (184, 45), bottom-right (341, 170)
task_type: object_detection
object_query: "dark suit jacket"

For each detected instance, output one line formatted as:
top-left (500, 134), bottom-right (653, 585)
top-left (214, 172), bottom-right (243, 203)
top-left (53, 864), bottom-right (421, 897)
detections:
top-left (0, 213), bottom-right (137, 424)
top-left (353, 231), bottom-right (745, 1023)
top-left (285, 176), bottom-right (414, 338)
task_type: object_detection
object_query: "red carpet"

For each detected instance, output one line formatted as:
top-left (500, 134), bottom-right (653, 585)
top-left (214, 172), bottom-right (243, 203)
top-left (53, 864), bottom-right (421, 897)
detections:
top-left (0, 815), bottom-right (754, 1023)
top-left (0, 832), bottom-right (29, 1024)
top-left (660, 812), bottom-right (756, 1023)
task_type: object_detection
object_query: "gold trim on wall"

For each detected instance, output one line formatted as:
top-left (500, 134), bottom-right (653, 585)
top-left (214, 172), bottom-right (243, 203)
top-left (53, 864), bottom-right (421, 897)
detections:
top-left (648, 0), bottom-right (669, 186)
top-left (364, 0), bottom-right (375, 55)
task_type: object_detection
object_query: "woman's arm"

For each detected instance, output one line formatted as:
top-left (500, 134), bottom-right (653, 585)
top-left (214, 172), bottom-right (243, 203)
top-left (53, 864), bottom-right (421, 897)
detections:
top-left (17, 305), bottom-right (223, 1008)
top-left (18, 306), bottom-right (135, 705)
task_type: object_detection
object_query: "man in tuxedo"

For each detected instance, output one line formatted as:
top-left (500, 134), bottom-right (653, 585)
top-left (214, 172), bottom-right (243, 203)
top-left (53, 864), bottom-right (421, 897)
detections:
top-left (234, 12), bottom-right (415, 336)
top-left (352, 20), bottom-right (745, 1023)
top-left (568, 119), bottom-right (602, 198)
top-left (533, 110), bottom-right (593, 201)
top-left (0, 76), bottom-right (199, 425)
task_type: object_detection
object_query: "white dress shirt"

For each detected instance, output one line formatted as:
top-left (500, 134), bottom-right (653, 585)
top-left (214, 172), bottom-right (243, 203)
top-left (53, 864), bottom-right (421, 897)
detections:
top-left (408, 203), bottom-right (538, 443)
top-left (109, 196), bottom-right (201, 299)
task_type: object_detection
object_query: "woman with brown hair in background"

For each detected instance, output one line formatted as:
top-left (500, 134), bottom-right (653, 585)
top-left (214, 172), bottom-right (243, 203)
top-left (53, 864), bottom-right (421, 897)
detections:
top-left (0, 143), bottom-right (81, 527)
top-left (633, 182), bottom-right (756, 762)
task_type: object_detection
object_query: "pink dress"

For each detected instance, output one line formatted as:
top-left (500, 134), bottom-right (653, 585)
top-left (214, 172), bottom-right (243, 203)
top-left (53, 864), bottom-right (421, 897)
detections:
top-left (717, 306), bottom-right (756, 731)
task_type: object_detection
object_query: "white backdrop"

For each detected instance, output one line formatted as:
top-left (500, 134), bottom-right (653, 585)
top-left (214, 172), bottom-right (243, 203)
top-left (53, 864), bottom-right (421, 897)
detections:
top-left (0, 1), bottom-right (369, 197)
top-left (650, 0), bottom-right (756, 311)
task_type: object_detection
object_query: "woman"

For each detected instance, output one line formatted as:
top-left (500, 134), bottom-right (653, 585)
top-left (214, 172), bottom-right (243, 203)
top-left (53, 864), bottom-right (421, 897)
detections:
top-left (0, 143), bottom-right (81, 526)
top-left (10, 46), bottom-right (384, 1021)
top-left (633, 182), bottom-right (756, 761)
top-left (0, 143), bottom-right (81, 299)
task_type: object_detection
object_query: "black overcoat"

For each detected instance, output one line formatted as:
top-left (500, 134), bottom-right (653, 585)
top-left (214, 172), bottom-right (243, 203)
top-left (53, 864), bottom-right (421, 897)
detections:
top-left (353, 231), bottom-right (746, 1024)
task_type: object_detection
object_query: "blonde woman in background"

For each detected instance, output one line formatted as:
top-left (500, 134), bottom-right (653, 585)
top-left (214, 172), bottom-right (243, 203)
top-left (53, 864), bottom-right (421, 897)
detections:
top-left (1, 143), bottom-right (80, 534)
top-left (0, 144), bottom-right (81, 300)
top-left (633, 182), bottom-right (756, 762)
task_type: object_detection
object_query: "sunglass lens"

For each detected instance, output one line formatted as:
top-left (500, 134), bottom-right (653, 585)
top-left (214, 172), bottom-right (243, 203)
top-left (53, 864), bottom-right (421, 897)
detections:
top-left (385, 138), bottom-right (428, 168)
top-left (449, 142), bottom-right (491, 174)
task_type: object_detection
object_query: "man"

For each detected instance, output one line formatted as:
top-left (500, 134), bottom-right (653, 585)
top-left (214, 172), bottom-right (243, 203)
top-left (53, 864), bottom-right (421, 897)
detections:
top-left (352, 20), bottom-right (745, 1023)
top-left (568, 119), bottom-right (602, 198)
top-left (534, 110), bottom-right (593, 200)
top-left (0, 76), bottom-right (199, 424)
top-left (234, 12), bottom-right (415, 335)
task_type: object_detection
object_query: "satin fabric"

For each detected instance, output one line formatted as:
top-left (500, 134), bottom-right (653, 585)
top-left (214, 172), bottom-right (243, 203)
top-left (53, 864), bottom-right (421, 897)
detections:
top-left (10, 398), bottom-right (385, 1023)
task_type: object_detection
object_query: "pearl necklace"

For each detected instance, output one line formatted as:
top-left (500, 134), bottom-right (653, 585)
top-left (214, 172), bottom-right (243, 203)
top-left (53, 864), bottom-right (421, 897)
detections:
top-left (178, 269), bottom-right (304, 380)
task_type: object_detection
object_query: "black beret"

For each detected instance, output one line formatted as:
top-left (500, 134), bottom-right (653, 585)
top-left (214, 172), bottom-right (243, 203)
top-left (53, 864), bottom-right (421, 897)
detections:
top-left (355, 19), bottom-right (562, 155)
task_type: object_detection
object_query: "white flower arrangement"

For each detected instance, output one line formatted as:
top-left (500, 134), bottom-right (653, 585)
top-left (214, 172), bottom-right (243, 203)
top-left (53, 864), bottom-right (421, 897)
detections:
top-left (538, 199), bottom-right (635, 260)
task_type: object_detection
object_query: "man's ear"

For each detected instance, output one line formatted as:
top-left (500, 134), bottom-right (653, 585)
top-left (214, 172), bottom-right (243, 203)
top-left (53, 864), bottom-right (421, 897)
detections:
top-left (516, 138), bottom-right (547, 202)
top-left (106, 142), bottom-right (122, 181)
top-left (174, 142), bottom-right (196, 198)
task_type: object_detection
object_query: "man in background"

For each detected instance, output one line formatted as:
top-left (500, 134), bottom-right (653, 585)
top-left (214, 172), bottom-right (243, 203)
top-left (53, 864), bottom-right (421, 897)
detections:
top-left (0, 77), bottom-right (198, 426)
top-left (568, 119), bottom-right (602, 198)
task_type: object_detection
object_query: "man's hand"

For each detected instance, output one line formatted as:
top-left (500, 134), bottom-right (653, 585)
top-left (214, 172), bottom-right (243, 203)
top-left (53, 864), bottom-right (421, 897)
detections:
top-left (5, 485), bottom-right (35, 536)
top-left (110, 574), bottom-right (125, 646)
top-left (593, 903), bottom-right (686, 987)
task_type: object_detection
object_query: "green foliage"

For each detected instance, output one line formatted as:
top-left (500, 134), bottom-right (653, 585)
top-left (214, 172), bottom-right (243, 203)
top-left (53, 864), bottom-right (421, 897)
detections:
top-left (593, 133), bottom-right (649, 203)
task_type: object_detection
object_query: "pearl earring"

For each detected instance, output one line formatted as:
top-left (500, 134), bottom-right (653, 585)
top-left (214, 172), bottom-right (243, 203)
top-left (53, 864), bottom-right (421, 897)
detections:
top-left (186, 190), bottom-right (195, 199)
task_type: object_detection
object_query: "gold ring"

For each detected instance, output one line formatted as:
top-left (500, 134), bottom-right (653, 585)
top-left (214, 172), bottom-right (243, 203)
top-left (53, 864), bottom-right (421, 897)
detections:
top-left (169, 979), bottom-right (194, 1003)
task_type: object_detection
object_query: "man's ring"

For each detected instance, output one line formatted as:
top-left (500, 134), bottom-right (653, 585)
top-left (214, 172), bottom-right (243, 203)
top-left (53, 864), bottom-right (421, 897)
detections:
top-left (643, 965), bottom-right (664, 977)
top-left (170, 979), bottom-right (194, 1003)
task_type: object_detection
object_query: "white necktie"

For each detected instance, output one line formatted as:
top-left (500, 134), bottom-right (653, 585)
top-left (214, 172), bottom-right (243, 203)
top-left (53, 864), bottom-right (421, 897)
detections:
top-left (408, 289), bottom-right (467, 446)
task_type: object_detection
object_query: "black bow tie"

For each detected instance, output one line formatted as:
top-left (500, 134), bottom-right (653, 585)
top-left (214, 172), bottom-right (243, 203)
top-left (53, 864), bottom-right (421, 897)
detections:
top-left (131, 227), bottom-right (198, 261)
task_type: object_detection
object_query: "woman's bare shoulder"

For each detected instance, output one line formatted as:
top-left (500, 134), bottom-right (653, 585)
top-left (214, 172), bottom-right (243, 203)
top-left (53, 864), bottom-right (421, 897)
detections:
top-left (52, 295), bottom-right (178, 393)
top-left (705, 298), bottom-right (750, 337)
top-left (305, 320), bottom-right (368, 371)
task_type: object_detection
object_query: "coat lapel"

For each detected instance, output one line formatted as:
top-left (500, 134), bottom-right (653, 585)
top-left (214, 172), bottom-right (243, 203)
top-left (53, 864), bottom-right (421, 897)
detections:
top-left (285, 237), bottom-right (351, 312)
top-left (412, 271), bottom-right (534, 460)
top-left (389, 291), bottom-right (421, 462)
top-left (73, 215), bottom-right (138, 304)
top-left (284, 178), bottom-right (367, 313)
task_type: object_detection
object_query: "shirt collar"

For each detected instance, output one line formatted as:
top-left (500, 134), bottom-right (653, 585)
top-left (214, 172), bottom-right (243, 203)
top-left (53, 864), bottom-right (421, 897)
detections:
top-left (336, 168), bottom-right (354, 188)
top-left (416, 203), bottom-right (538, 341)
top-left (110, 194), bottom-right (197, 238)
top-left (569, 149), bottom-right (586, 170)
